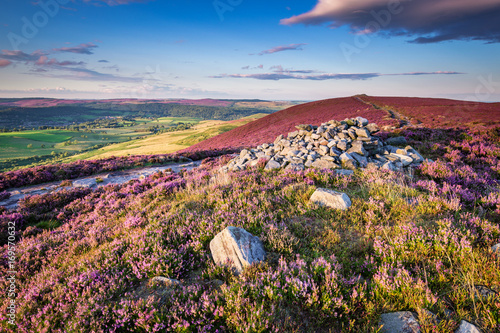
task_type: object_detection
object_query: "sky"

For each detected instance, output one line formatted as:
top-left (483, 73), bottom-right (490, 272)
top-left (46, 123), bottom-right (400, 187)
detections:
top-left (0, 0), bottom-right (499, 101)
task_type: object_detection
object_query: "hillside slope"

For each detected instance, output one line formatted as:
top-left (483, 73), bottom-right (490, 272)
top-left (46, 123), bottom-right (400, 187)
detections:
top-left (180, 96), bottom-right (398, 153)
top-left (181, 95), bottom-right (500, 153)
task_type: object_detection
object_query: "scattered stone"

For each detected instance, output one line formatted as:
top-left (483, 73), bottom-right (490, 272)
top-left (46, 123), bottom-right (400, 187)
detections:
top-left (386, 136), bottom-right (408, 146)
top-left (455, 320), bottom-right (482, 333)
top-left (149, 276), bottom-right (181, 288)
top-left (309, 188), bottom-right (351, 210)
top-left (311, 159), bottom-right (340, 169)
top-left (492, 243), bottom-right (500, 254)
top-left (209, 226), bottom-right (266, 275)
top-left (474, 285), bottom-right (498, 301)
top-left (366, 123), bottom-right (380, 133)
top-left (379, 311), bottom-right (421, 333)
top-left (265, 160), bottom-right (281, 170)
top-left (73, 178), bottom-right (97, 189)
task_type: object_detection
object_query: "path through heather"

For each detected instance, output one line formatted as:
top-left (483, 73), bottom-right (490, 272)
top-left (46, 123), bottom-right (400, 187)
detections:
top-left (0, 160), bottom-right (202, 210)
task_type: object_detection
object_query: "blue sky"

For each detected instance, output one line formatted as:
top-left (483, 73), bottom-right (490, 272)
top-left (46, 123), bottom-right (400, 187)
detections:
top-left (0, 0), bottom-right (499, 101)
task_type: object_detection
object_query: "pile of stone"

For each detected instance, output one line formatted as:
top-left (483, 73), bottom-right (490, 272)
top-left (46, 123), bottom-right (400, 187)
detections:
top-left (223, 117), bottom-right (424, 172)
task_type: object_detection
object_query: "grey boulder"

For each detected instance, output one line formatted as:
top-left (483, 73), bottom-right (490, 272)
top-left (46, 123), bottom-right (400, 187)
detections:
top-left (455, 320), bottom-right (482, 333)
top-left (209, 227), bottom-right (266, 275)
top-left (309, 188), bottom-right (351, 210)
top-left (379, 311), bottom-right (421, 333)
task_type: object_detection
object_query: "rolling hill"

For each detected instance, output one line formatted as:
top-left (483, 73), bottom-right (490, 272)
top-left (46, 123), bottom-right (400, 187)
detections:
top-left (180, 95), bottom-right (500, 153)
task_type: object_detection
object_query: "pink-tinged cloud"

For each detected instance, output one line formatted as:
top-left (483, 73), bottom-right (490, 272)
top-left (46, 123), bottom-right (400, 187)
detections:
top-left (36, 56), bottom-right (85, 67)
top-left (281, 0), bottom-right (500, 43)
top-left (258, 43), bottom-right (307, 55)
top-left (53, 43), bottom-right (98, 54)
top-left (211, 71), bottom-right (464, 81)
top-left (0, 59), bottom-right (12, 68)
top-left (0, 50), bottom-right (46, 62)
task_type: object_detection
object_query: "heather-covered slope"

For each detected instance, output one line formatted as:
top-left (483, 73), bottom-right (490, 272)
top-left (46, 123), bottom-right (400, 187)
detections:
top-left (181, 95), bottom-right (500, 153)
top-left (180, 96), bottom-right (399, 153)
top-left (361, 96), bottom-right (500, 129)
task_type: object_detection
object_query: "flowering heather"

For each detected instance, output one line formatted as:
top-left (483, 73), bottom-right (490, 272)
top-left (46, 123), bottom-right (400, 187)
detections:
top-left (0, 148), bottom-right (236, 191)
top-left (0, 126), bottom-right (499, 333)
top-left (363, 95), bottom-right (500, 129)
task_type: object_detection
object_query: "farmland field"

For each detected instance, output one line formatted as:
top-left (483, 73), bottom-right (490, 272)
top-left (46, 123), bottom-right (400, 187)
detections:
top-left (65, 114), bottom-right (267, 161)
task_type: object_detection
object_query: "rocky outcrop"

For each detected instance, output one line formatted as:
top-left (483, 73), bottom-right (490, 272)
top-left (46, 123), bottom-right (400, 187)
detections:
top-left (223, 117), bottom-right (423, 172)
top-left (209, 226), bottom-right (266, 275)
top-left (309, 188), bottom-right (351, 211)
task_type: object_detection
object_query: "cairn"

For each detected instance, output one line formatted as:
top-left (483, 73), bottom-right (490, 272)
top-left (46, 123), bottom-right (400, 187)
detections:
top-left (223, 117), bottom-right (424, 172)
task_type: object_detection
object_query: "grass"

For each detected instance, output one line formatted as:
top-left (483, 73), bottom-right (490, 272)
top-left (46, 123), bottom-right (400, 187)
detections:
top-left (64, 114), bottom-right (266, 161)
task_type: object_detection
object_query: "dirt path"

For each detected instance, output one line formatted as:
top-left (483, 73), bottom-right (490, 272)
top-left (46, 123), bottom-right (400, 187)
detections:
top-left (354, 95), bottom-right (411, 128)
top-left (0, 160), bottom-right (202, 210)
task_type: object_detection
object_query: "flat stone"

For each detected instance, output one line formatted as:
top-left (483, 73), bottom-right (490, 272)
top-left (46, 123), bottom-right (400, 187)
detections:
top-left (296, 124), bottom-right (313, 131)
top-left (336, 169), bottom-right (354, 176)
top-left (311, 133), bottom-right (321, 140)
top-left (355, 127), bottom-right (371, 138)
top-left (347, 141), bottom-right (368, 156)
top-left (285, 163), bottom-right (305, 171)
top-left (366, 123), bottom-right (380, 133)
top-left (356, 116), bottom-right (369, 127)
top-left (311, 159), bottom-right (340, 169)
top-left (455, 320), bottom-right (482, 333)
top-left (265, 160), bottom-right (281, 170)
top-left (309, 188), bottom-right (351, 210)
top-left (337, 141), bottom-right (348, 151)
top-left (274, 134), bottom-right (284, 145)
top-left (350, 152), bottom-right (368, 168)
top-left (73, 178), bottom-right (97, 189)
top-left (319, 145), bottom-right (329, 155)
top-left (209, 226), bottom-right (266, 275)
top-left (379, 311), bottom-right (421, 333)
top-left (391, 153), bottom-right (414, 166)
top-left (149, 276), bottom-right (181, 288)
top-left (386, 136), bottom-right (408, 146)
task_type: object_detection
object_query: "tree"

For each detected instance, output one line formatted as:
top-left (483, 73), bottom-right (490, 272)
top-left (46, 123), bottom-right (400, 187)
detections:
top-left (27, 144), bottom-right (33, 148)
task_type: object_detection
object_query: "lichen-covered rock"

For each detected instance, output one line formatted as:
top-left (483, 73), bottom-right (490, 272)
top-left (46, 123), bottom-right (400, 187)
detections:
top-left (379, 311), bottom-right (421, 333)
top-left (209, 227), bottom-right (266, 275)
top-left (309, 188), bottom-right (351, 210)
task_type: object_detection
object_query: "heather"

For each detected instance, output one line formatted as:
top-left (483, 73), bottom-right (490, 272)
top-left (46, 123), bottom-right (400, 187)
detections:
top-left (0, 149), bottom-right (235, 192)
top-left (1, 125), bottom-right (500, 332)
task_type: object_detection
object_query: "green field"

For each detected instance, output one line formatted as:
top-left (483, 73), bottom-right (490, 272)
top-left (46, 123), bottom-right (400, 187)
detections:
top-left (0, 117), bottom-right (204, 166)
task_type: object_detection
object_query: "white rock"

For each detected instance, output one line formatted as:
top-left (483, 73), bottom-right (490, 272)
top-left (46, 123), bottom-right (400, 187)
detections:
top-left (310, 188), bottom-right (351, 210)
top-left (209, 227), bottom-right (266, 275)
top-left (455, 320), bottom-right (482, 333)
top-left (73, 178), bottom-right (97, 189)
top-left (379, 311), bottom-right (421, 333)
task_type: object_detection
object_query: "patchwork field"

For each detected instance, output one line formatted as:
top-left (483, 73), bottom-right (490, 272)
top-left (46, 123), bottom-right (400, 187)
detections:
top-left (65, 114), bottom-right (267, 161)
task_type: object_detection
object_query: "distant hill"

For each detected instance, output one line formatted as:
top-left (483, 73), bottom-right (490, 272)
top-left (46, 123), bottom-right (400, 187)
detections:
top-left (0, 98), bottom-right (298, 130)
top-left (180, 95), bottom-right (500, 153)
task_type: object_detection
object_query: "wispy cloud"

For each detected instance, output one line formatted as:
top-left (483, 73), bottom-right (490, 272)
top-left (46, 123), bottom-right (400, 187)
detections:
top-left (98, 59), bottom-right (110, 63)
top-left (0, 59), bottom-right (12, 68)
top-left (281, 0), bottom-right (500, 44)
top-left (32, 66), bottom-right (144, 83)
top-left (35, 56), bottom-right (85, 67)
top-left (0, 50), bottom-right (46, 62)
top-left (211, 71), bottom-right (464, 81)
top-left (242, 64), bottom-right (264, 70)
top-left (53, 43), bottom-right (98, 55)
top-left (257, 43), bottom-right (307, 55)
